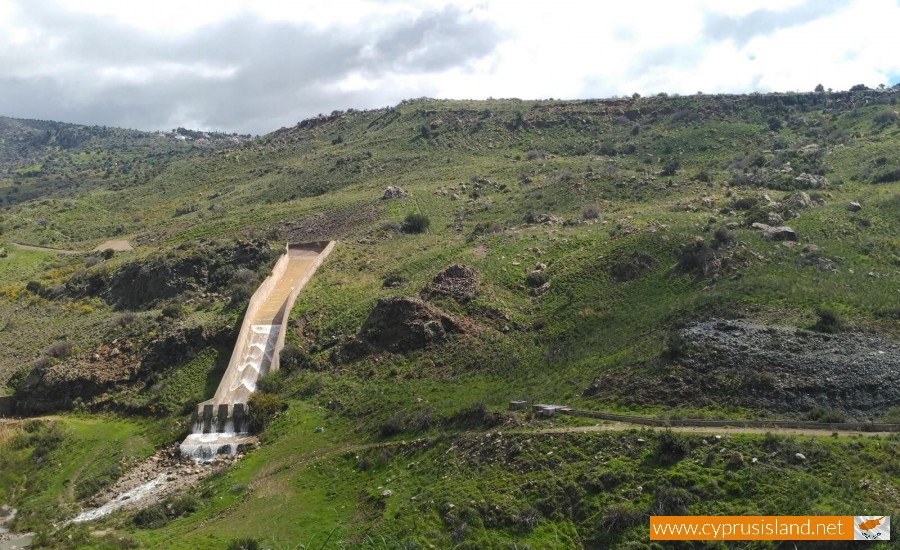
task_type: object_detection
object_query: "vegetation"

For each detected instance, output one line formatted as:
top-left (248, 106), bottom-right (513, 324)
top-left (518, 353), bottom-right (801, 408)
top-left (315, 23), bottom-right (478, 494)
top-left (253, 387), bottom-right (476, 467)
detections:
top-left (1, 87), bottom-right (900, 546)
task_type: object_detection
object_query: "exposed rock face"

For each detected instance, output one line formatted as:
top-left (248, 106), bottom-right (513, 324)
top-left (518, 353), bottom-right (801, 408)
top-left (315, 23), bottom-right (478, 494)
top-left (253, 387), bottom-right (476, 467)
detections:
top-left (332, 297), bottom-right (471, 363)
top-left (15, 326), bottom-right (232, 414)
top-left (74, 239), bottom-right (275, 310)
top-left (421, 264), bottom-right (478, 302)
top-left (782, 191), bottom-right (812, 211)
top-left (793, 172), bottom-right (828, 189)
top-left (586, 319), bottom-right (900, 417)
top-left (382, 186), bottom-right (409, 200)
top-left (751, 223), bottom-right (797, 241)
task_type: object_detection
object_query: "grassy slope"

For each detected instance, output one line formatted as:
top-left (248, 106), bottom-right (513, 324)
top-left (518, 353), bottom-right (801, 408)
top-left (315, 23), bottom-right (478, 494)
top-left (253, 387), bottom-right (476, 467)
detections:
top-left (0, 91), bottom-right (899, 547)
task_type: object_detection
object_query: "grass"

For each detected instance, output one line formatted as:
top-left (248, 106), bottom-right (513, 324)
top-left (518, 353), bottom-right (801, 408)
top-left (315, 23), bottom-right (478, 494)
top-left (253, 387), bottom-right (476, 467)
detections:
top-left (0, 415), bottom-right (157, 531)
top-left (1, 90), bottom-right (900, 546)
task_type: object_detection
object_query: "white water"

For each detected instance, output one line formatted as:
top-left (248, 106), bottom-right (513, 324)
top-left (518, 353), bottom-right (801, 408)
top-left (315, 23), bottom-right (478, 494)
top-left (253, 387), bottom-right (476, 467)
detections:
top-left (71, 474), bottom-right (167, 523)
top-left (178, 325), bottom-right (278, 461)
top-left (179, 432), bottom-right (245, 462)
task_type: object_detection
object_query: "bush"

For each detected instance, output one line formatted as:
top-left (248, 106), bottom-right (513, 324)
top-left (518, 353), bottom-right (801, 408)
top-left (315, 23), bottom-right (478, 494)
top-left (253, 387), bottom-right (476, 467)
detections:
top-left (256, 370), bottom-right (284, 394)
top-left (711, 228), bottom-right (735, 249)
top-left (159, 303), bottom-right (185, 319)
top-left (226, 539), bottom-right (260, 550)
top-left (662, 330), bottom-right (686, 359)
top-left (46, 341), bottom-right (76, 359)
top-left (609, 252), bottom-right (657, 282)
top-left (133, 505), bottom-right (168, 528)
top-left (582, 205), bottom-right (601, 219)
top-left (378, 414), bottom-right (404, 438)
top-left (803, 406), bottom-right (846, 423)
top-left (657, 430), bottom-right (691, 464)
top-left (279, 342), bottom-right (309, 373)
top-left (661, 159), bottom-right (680, 176)
top-left (674, 239), bottom-right (719, 276)
top-left (247, 392), bottom-right (285, 433)
top-left (445, 402), bottom-right (501, 429)
top-left (524, 270), bottom-right (549, 288)
top-left (401, 213), bottom-right (431, 233)
top-left (167, 494), bottom-right (200, 517)
top-left (380, 220), bottom-right (402, 233)
top-left (811, 307), bottom-right (843, 333)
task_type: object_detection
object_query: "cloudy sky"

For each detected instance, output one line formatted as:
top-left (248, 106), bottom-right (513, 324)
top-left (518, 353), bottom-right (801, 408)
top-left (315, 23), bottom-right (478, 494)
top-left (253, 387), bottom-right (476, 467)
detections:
top-left (1, 0), bottom-right (898, 134)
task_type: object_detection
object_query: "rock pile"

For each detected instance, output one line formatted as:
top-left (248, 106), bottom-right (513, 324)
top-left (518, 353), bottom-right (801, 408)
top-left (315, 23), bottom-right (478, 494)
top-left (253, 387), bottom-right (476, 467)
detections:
top-left (421, 264), bottom-right (478, 303)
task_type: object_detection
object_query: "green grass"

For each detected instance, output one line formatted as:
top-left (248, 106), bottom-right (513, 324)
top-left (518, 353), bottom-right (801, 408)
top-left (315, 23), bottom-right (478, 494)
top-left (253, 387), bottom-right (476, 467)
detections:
top-left (1, 90), bottom-right (900, 546)
top-left (0, 415), bottom-right (157, 531)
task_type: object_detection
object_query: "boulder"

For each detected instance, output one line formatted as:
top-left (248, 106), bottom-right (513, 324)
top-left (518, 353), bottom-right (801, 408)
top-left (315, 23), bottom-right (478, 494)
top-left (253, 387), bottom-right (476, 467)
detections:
top-left (382, 186), bottom-right (409, 200)
top-left (848, 201), bottom-right (862, 212)
top-left (751, 223), bottom-right (797, 241)
top-left (793, 173), bottom-right (827, 189)
top-left (782, 191), bottom-right (812, 210)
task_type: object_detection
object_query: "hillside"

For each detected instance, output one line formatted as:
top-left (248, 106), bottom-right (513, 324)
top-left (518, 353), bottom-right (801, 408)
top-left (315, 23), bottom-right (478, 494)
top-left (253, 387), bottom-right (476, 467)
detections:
top-left (1, 89), bottom-right (899, 548)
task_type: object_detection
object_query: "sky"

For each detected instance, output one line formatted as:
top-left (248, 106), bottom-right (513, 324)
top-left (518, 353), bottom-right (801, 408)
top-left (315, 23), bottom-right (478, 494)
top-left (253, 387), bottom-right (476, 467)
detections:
top-left (1, 0), bottom-right (898, 134)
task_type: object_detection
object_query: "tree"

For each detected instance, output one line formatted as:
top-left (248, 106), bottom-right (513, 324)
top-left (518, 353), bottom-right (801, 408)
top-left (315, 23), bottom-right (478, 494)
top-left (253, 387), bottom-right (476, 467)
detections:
top-left (814, 83), bottom-right (825, 92)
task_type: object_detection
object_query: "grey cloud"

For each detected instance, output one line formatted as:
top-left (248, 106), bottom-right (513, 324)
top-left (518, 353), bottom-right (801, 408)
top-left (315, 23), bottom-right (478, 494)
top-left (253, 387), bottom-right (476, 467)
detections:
top-left (703, 0), bottom-right (851, 47)
top-left (0, 3), bottom-right (505, 133)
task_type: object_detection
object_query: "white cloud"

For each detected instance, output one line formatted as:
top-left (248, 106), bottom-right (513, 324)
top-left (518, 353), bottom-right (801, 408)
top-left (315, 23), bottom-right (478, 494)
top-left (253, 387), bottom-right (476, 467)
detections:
top-left (0, 0), bottom-right (897, 133)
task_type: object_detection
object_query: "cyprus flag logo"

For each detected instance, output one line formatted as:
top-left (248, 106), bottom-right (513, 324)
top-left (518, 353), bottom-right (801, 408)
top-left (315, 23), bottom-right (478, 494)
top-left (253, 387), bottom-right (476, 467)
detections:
top-left (854, 516), bottom-right (890, 541)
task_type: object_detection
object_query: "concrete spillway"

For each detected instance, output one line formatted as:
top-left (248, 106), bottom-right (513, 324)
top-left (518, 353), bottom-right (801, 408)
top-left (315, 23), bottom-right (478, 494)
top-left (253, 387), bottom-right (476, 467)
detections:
top-left (180, 242), bottom-right (334, 460)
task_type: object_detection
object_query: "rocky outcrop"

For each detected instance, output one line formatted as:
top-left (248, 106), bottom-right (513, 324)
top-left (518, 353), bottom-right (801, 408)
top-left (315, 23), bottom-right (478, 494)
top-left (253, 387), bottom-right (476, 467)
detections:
top-left (793, 173), bottom-right (828, 189)
top-left (751, 223), bottom-right (797, 241)
top-left (586, 319), bottom-right (900, 417)
top-left (15, 326), bottom-right (232, 414)
top-left (332, 297), bottom-right (472, 363)
top-left (67, 239), bottom-right (275, 310)
top-left (421, 264), bottom-right (478, 302)
top-left (381, 186), bottom-right (409, 200)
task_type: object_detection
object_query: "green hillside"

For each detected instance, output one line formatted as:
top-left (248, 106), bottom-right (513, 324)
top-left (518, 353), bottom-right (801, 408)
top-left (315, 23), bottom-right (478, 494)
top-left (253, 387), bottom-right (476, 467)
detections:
top-left (1, 89), bottom-right (899, 548)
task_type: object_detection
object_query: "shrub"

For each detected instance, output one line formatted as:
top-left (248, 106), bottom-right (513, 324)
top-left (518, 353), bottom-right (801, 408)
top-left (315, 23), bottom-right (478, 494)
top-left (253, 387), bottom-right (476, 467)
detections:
top-left (159, 303), bottom-right (185, 319)
top-left (379, 414), bottom-right (404, 438)
top-left (133, 505), bottom-right (168, 528)
top-left (46, 340), bottom-right (76, 359)
top-left (803, 406), bottom-right (846, 423)
top-left (226, 539), bottom-right (260, 550)
top-left (674, 239), bottom-right (719, 276)
top-left (662, 330), bottom-right (686, 359)
top-left (657, 430), bottom-right (691, 464)
top-left (811, 307), bottom-right (843, 333)
top-left (112, 312), bottom-right (137, 328)
top-left (167, 494), bottom-right (200, 517)
top-left (402, 213), bottom-right (431, 233)
top-left (661, 159), bottom-right (680, 176)
top-left (247, 392), bottom-right (285, 433)
top-left (609, 252), bottom-right (657, 282)
top-left (525, 270), bottom-right (549, 287)
top-left (582, 205), bottom-right (601, 219)
top-left (279, 342), bottom-right (309, 373)
top-left (445, 402), bottom-right (502, 429)
top-left (256, 370), bottom-right (284, 394)
top-left (711, 228), bottom-right (735, 249)
top-left (380, 220), bottom-right (402, 232)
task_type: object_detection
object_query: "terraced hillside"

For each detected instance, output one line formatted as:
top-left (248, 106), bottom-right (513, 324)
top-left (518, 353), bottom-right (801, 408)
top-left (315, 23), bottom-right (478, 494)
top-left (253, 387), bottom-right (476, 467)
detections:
top-left (1, 89), bottom-right (899, 548)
